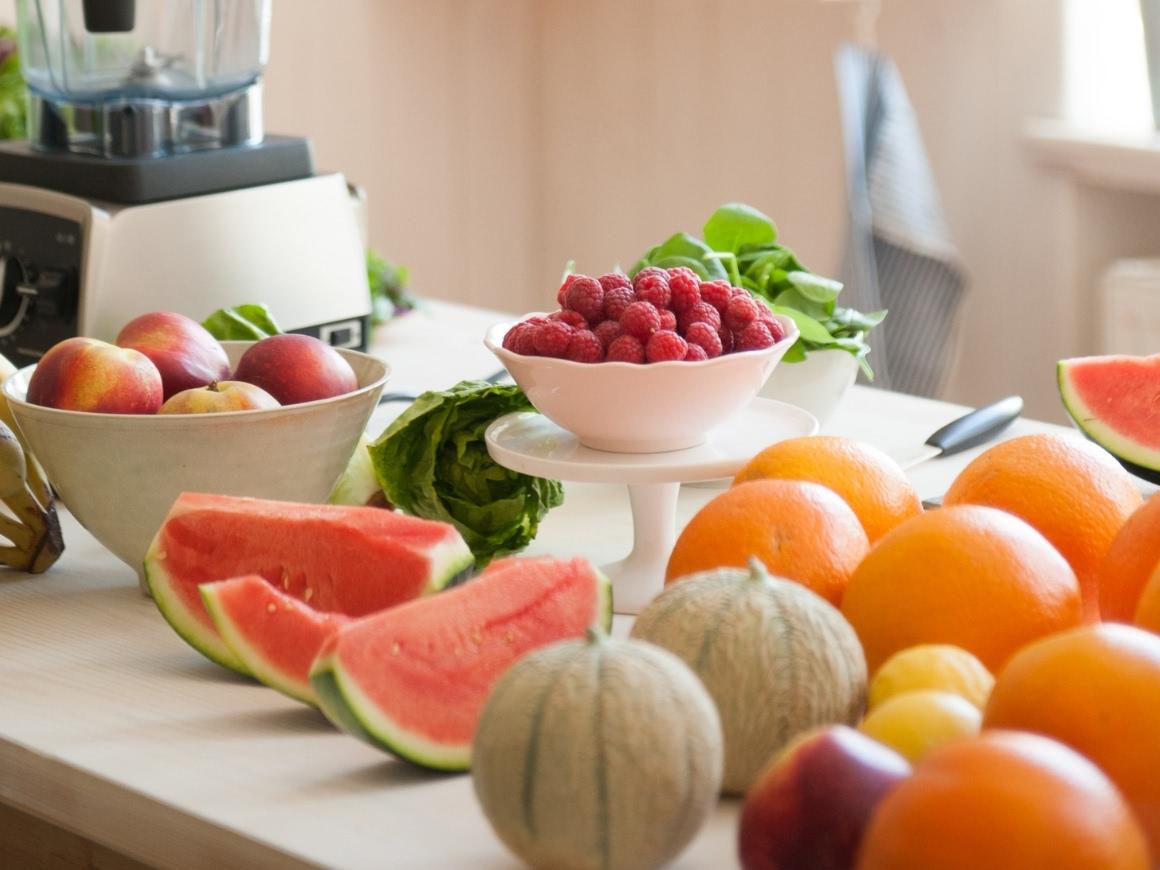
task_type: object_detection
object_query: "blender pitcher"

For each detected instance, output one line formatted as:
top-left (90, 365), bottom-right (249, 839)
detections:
top-left (16, 0), bottom-right (271, 157)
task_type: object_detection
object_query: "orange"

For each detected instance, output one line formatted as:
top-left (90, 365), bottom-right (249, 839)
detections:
top-left (664, 479), bottom-right (869, 605)
top-left (983, 623), bottom-right (1160, 855)
top-left (731, 436), bottom-right (922, 542)
top-left (857, 730), bottom-right (1150, 870)
top-left (943, 432), bottom-right (1142, 622)
top-left (1099, 494), bottom-right (1160, 622)
top-left (840, 504), bottom-right (1082, 673)
top-left (1133, 562), bottom-right (1160, 633)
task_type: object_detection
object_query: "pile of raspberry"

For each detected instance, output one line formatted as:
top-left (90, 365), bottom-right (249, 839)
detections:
top-left (502, 267), bottom-right (787, 364)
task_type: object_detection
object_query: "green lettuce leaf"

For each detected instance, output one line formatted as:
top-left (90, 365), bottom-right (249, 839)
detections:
top-left (369, 380), bottom-right (564, 568)
top-left (202, 304), bottom-right (283, 340)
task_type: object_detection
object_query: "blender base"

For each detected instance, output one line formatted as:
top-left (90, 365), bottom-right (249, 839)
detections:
top-left (0, 135), bottom-right (314, 204)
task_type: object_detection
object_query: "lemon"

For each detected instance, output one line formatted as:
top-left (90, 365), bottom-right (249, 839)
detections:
top-left (868, 644), bottom-right (994, 711)
top-left (859, 689), bottom-right (982, 763)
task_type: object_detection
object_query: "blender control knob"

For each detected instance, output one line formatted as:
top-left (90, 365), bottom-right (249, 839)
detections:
top-left (29, 269), bottom-right (76, 320)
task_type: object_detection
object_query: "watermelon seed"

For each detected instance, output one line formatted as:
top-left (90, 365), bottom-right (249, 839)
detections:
top-left (391, 642), bottom-right (400, 655)
top-left (304, 587), bottom-right (314, 603)
top-left (266, 602), bottom-right (277, 614)
top-left (281, 569), bottom-right (290, 590)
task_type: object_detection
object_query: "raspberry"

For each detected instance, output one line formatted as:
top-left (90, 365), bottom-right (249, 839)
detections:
top-left (593, 319), bottom-right (623, 349)
top-left (565, 329), bottom-right (604, 363)
top-left (669, 271), bottom-right (701, 313)
top-left (684, 321), bottom-right (723, 358)
top-left (556, 274), bottom-right (579, 307)
top-left (620, 300), bottom-right (662, 339)
top-left (724, 294), bottom-right (761, 331)
top-left (699, 280), bottom-right (733, 313)
top-left (598, 272), bottom-right (632, 293)
top-left (633, 266), bottom-right (669, 287)
top-left (502, 322), bottom-right (526, 351)
top-left (645, 330), bottom-right (688, 363)
top-left (666, 266), bottom-right (699, 284)
top-left (549, 309), bottom-right (588, 330)
top-left (684, 343), bottom-right (708, 362)
top-left (564, 275), bottom-right (605, 323)
top-left (532, 320), bottom-right (573, 357)
top-left (677, 301), bottom-right (722, 334)
top-left (606, 334), bottom-right (645, 363)
top-left (604, 286), bottom-right (635, 320)
top-left (659, 309), bottom-right (678, 331)
top-left (634, 273), bottom-right (671, 309)
top-left (731, 286), bottom-right (750, 298)
top-left (735, 320), bottom-right (775, 351)
top-left (718, 326), bottom-right (734, 354)
top-left (765, 316), bottom-right (787, 343)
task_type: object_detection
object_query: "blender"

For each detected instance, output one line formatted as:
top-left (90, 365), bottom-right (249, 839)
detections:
top-left (0, 0), bottom-right (370, 366)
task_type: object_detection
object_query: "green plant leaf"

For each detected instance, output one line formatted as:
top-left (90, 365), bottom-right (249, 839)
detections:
top-left (368, 381), bottom-right (564, 568)
top-left (768, 305), bottom-right (836, 345)
top-left (202, 303), bottom-right (283, 340)
top-left (703, 203), bottom-right (778, 253)
top-left (786, 271), bottom-right (843, 304)
top-left (773, 287), bottom-right (832, 321)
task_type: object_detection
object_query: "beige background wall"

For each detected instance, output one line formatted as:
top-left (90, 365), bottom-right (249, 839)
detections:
top-left (263, 0), bottom-right (1073, 419)
top-left (0, 0), bottom-right (1077, 419)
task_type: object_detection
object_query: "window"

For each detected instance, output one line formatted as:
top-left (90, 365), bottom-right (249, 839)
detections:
top-left (1064, 0), bottom-right (1153, 132)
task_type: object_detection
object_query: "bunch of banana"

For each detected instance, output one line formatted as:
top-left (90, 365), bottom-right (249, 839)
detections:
top-left (0, 353), bottom-right (63, 573)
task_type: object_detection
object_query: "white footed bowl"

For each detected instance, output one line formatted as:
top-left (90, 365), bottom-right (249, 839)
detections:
top-left (759, 347), bottom-right (859, 426)
top-left (3, 342), bottom-right (389, 578)
top-left (485, 315), bottom-right (799, 453)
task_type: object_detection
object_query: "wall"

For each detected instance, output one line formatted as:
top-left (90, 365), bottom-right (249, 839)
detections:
top-left (263, 0), bottom-right (1071, 418)
top-left (0, 1), bottom-right (1073, 418)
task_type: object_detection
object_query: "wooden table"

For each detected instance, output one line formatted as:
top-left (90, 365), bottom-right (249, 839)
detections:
top-left (0, 302), bottom-right (1148, 869)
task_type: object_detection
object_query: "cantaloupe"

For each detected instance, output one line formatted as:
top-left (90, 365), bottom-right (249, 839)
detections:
top-left (472, 631), bottom-right (723, 870)
top-left (631, 559), bottom-right (868, 794)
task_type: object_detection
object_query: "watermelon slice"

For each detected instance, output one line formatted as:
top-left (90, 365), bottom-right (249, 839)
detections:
top-left (1058, 354), bottom-right (1160, 484)
top-left (144, 493), bottom-right (474, 674)
top-left (310, 556), bottom-right (613, 771)
top-left (200, 576), bottom-right (350, 705)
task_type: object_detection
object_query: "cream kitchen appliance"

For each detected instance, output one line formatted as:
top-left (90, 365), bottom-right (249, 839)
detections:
top-left (0, 0), bottom-right (370, 366)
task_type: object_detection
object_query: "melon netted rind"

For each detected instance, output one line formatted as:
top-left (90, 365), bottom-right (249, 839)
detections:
top-left (309, 561), bottom-right (614, 771)
top-left (471, 634), bottom-right (723, 870)
top-left (1058, 358), bottom-right (1160, 484)
top-left (143, 553), bottom-right (252, 676)
top-left (631, 560), bottom-right (868, 795)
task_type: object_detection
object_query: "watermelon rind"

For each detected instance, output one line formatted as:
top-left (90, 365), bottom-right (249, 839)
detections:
top-left (144, 558), bottom-right (252, 675)
top-left (141, 496), bottom-right (475, 677)
top-left (310, 567), bottom-right (613, 771)
top-left (1058, 359), bottom-right (1160, 484)
top-left (200, 581), bottom-right (340, 706)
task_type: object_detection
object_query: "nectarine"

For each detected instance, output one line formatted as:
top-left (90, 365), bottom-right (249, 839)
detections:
top-left (232, 334), bottom-right (357, 405)
top-left (27, 337), bottom-right (163, 414)
top-left (115, 311), bottom-right (230, 400)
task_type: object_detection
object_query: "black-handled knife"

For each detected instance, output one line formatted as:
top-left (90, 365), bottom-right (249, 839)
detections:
top-left (377, 368), bottom-right (511, 405)
top-left (897, 395), bottom-right (1024, 471)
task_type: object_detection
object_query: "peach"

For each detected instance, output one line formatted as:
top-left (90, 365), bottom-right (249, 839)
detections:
top-left (738, 725), bottom-right (911, 870)
top-left (232, 334), bottom-right (357, 405)
top-left (27, 337), bottom-right (163, 414)
top-left (158, 380), bottom-right (280, 414)
top-left (115, 311), bottom-right (230, 400)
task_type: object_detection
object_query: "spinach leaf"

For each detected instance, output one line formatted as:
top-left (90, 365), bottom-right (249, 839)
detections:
top-left (703, 203), bottom-right (778, 252)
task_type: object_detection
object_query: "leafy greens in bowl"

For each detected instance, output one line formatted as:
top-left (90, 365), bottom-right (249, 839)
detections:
top-left (632, 203), bottom-right (886, 378)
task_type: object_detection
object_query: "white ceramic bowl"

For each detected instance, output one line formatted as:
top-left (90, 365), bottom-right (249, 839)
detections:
top-left (3, 342), bottom-right (389, 579)
top-left (759, 347), bottom-right (859, 426)
top-left (484, 315), bottom-right (799, 453)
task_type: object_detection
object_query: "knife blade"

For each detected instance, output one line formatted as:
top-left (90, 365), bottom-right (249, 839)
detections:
top-left (894, 395), bottom-right (1024, 471)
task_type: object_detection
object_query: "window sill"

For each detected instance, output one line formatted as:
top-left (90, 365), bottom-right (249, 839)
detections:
top-left (1024, 118), bottom-right (1160, 194)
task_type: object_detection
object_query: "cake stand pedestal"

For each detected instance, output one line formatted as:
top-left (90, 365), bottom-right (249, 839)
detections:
top-left (485, 397), bottom-right (817, 614)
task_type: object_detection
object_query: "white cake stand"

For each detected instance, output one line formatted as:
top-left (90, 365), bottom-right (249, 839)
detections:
top-left (485, 397), bottom-right (818, 614)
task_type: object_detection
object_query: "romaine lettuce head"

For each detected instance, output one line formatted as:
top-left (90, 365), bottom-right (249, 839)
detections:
top-left (369, 380), bottom-right (564, 567)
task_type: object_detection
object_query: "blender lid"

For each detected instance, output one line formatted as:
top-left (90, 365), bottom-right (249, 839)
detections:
top-left (82, 0), bottom-right (136, 33)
